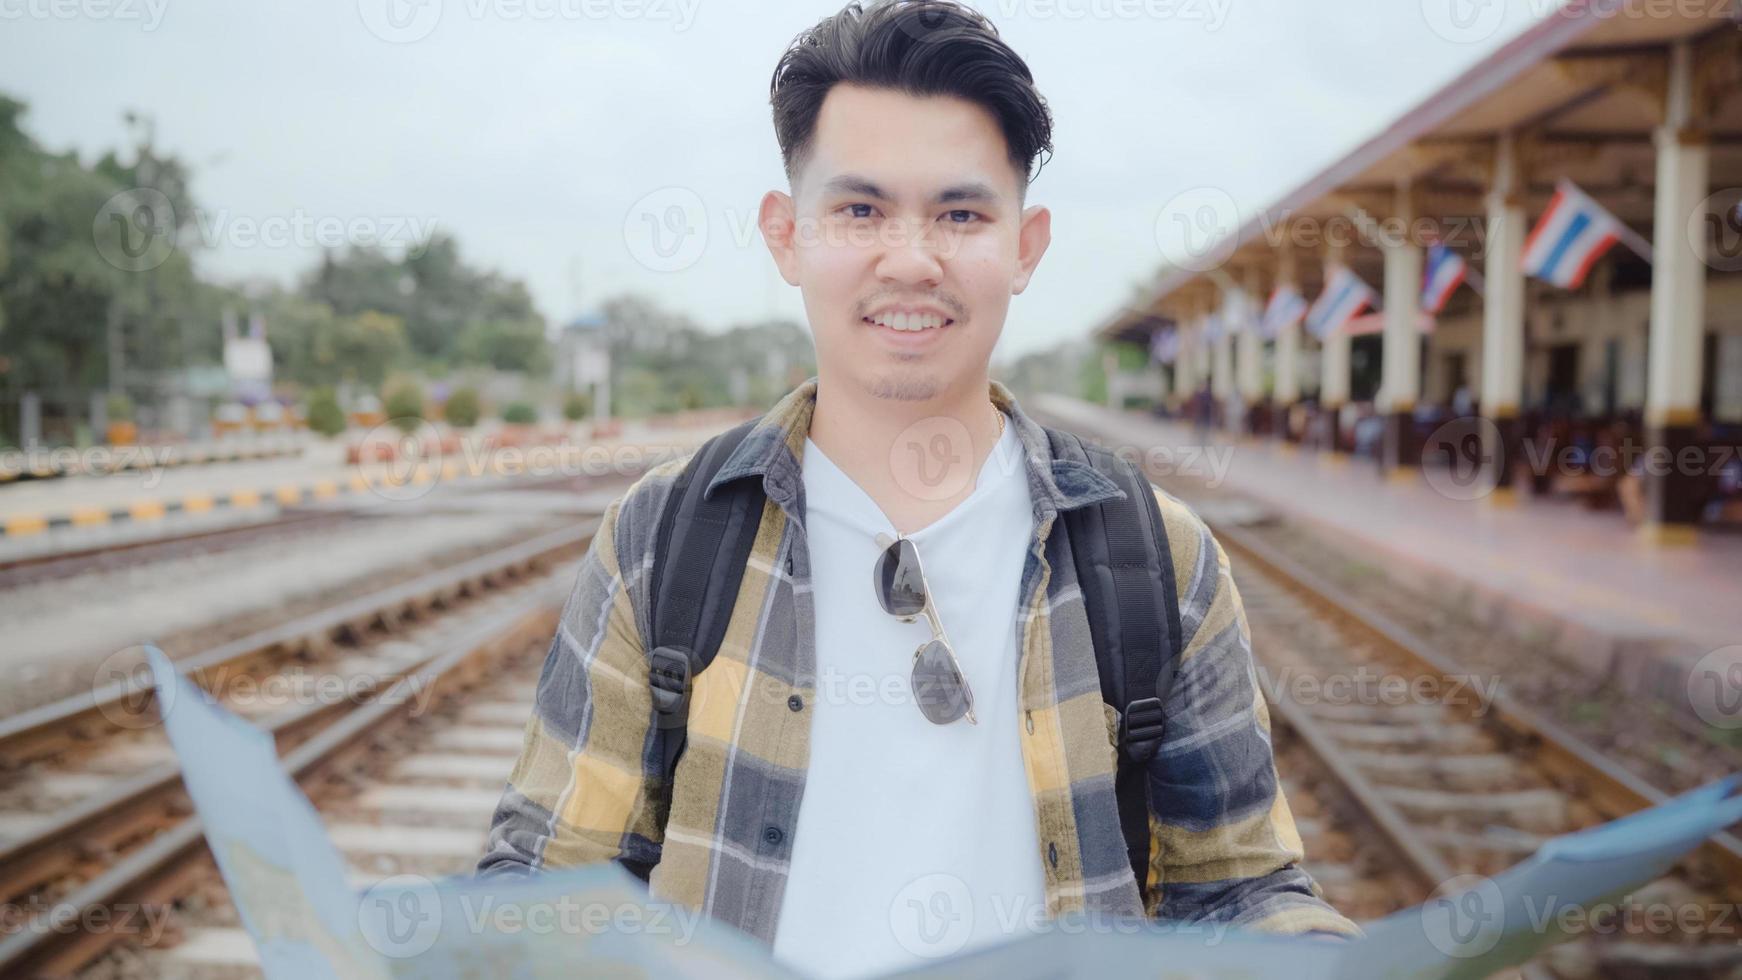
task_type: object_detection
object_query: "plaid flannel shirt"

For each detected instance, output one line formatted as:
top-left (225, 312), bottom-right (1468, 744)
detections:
top-left (477, 377), bottom-right (1359, 945)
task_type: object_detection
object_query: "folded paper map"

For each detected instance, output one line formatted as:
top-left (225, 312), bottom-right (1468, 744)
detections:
top-left (146, 646), bottom-right (1742, 979)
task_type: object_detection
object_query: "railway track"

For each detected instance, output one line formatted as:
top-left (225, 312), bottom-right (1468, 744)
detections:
top-left (0, 511), bottom-right (357, 588)
top-left (0, 523), bottom-right (593, 977)
top-left (8, 408), bottom-right (1738, 976)
top-left (85, 638), bottom-right (552, 978)
top-left (1226, 525), bottom-right (1742, 974)
top-left (1046, 438), bottom-right (1739, 975)
top-left (1026, 405), bottom-right (1742, 971)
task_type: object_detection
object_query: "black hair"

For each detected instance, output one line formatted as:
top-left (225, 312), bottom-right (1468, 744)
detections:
top-left (769, 0), bottom-right (1054, 204)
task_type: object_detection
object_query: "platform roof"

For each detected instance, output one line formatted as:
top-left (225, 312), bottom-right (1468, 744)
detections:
top-left (1098, 0), bottom-right (1742, 347)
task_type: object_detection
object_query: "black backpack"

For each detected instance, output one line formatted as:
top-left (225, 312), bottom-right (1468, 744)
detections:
top-left (638, 417), bottom-right (1183, 906)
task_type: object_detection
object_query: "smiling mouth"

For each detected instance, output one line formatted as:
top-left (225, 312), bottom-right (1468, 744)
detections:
top-left (861, 315), bottom-right (955, 333)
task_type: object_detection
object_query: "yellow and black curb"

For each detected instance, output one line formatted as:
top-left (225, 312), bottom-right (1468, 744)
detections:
top-left (0, 456), bottom-right (529, 540)
top-left (0, 442), bottom-right (306, 484)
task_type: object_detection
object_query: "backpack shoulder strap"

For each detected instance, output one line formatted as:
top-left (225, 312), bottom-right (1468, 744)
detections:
top-left (639, 418), bottom-right (765, 858)
top-left (1045, 426), bottom-right (1183, 907)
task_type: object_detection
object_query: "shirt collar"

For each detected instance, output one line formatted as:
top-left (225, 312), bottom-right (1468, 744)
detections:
top-left (705, 377), bottom-right (1125, 520)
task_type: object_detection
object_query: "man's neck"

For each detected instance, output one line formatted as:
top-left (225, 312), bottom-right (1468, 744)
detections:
top-left (807, 373), bottom-right (1004, 536)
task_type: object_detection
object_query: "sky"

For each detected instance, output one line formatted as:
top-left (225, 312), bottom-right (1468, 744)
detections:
top-left (0, 0), bottom-right (1555, 358)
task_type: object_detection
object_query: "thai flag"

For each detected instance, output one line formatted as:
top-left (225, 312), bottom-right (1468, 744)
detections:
top-left (1261, 286), bottom-right (1308, 338)
top-left (1521, 179), bottom-right (1630, 289)
top-left (1304, 267), bottom-right (1377, 339)
top-left (1420, 244), bottom-right (1467, 314)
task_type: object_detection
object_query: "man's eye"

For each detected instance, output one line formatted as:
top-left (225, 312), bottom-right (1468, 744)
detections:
top-left (841, 204), bottom-right (876, 219)
top-left (944, 210), bottom-right (980, 224)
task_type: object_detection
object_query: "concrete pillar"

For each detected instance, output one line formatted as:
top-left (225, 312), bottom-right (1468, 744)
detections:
top-left (1235, 281), bottom-right (1265, 435)
top-left (1642, 40), bottom-right (1710, 546)
top-left (1319, 245), bottom-right (1351, 452)
top-left (1197, 319), bottom-right (1213, 383)
top-left (1211, 322), bottom-right (1234, 404)
top-left (1275, 250), bottom-right (1302, 434)
top-left (1481, 131), bottom-right (1528, 504)
top-left (90, 391), bottom-right (108, 443)
top-left (1175, 316), bottom-right (1201, 406)
top-left (1380, 179), bottom-right (1424, 477)
top-left (21, 391), bottom-right (41, 448)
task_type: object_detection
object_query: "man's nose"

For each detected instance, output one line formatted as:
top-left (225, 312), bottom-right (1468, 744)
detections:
top-left (875, 217), bottom-right (945, 285)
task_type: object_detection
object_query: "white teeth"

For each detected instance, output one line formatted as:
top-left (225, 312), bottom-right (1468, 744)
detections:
top-left (868, 313), bottom-right (946, 332)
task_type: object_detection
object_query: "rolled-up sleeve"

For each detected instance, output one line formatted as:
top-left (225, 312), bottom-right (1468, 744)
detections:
top-left (476, 492), bottom-right (668, 877)
top-left (1147, 486), bottom-right (1361, 938)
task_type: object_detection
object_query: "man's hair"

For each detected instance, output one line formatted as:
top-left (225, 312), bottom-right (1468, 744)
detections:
top-left (769, 0), bottom-right (1054, 204)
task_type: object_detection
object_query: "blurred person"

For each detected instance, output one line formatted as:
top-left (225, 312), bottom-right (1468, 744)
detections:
top-left (477, 2), bottom-right (1356, 975)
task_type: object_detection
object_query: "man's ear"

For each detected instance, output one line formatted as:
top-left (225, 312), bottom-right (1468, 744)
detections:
top-left (1011, 204), bottom-right (1051, 295)
top-left (760, 190), bottom-right (801, 286)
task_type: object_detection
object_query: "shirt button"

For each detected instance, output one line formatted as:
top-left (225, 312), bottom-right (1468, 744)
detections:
top-left (787, 694), bottom-right (804, 712)
top-left (785, 553), bottom-right (794, 574)
top-left (1025, 711), bottom-right (1034, 734)
top-left (1048, 841), bottom-right (1058, 868)
top-left (763, 826), bottom-right (784, 846)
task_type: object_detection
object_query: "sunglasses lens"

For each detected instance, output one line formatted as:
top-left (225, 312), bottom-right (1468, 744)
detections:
top-left (911, 639), bottom-right (968, 724)
top-left (875, 538), bottom-right (927, 618)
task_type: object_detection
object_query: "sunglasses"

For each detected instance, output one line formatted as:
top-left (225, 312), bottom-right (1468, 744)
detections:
top-left (873, 532), bottom-right (978, 726)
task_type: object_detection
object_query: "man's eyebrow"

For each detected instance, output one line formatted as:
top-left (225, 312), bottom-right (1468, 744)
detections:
top-left (819, 174), bottom-right (1001, 205)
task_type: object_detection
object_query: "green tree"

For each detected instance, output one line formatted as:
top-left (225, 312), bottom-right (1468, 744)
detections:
top-left (443, 387), bottom-right (480, 428)
top-left (337, 312), bottom-right (410, 388)
top-left (305, 234), bottom-right (547, 368)
top-left (306, 387), bottom-right (345, 436)
top-left (501, 401), bottom-right (536, 425)
top-left (458, 318), bottom-right (550, 374)
top-left (383, 380), bottom-right (423, 433)
top-left (562, 390), bottom-right (591, 421)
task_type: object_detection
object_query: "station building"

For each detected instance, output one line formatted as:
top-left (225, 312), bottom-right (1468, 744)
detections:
top-left (1098, 3), bottom-right (1742, 545)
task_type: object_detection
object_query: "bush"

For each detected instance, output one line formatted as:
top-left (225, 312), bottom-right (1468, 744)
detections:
top-left (383, 381), bottom-right (424, 433)
top-left (306, 388), bottom-right (346, 437)
top-left (502, 402), bottom-right (537, 425)
top-left (105, 392), bottom-right (134, 422)
top-left (562, 390), bottom-right (591, 422)
top-left (443, 388), bottom-right (481, 428)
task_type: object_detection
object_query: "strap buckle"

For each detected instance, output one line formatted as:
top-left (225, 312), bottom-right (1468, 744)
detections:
top-left (1118, 696), bottom-right (1166, 762)
top-left (649, 646), bottom-right (693, 724)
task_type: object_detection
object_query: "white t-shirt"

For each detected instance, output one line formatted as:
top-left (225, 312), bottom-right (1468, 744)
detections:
top-left (770, 413), bottom-right (1049, 979)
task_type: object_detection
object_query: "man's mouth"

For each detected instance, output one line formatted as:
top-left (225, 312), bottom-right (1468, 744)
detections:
top-left (861, 313), bottom-right (954, 332)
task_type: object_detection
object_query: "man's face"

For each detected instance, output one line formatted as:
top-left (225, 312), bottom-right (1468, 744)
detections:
top-left (761, 83), bottom-right (1051, 403)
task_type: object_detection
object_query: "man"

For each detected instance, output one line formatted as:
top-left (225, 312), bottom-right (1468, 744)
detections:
top-left (478, 1), bottom-right (1358, 975)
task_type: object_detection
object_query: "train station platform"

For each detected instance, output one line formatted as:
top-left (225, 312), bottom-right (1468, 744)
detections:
top-left (0, 417), bottom-right (738, 561)
top-left (1036, 396), bottom-right (1742, 676)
